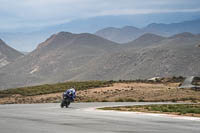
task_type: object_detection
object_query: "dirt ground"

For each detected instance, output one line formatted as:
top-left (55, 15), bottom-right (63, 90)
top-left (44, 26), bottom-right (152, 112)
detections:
top-left (1, 82), bottom-right (200, 104)
top-left (76, 82), bottom-right (200, 102)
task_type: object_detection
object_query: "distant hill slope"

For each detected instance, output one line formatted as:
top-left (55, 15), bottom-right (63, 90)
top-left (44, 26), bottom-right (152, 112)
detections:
top-left (21, 51), bottom-right (29, 55)
top-left (95, 26), bottom-right (143, 43)
top-left (0, 39), bottom-right (23, 68)
top-left (0, 32), bottom-right (200, 90)
top-left (144, 19), bottom-right (200, 35)
top-left (95, 19), bottom-right (200, 43)
top-left (125, 33), bottom-right (166, 48)
top-left (76, 33), bottom-right (200, 80)
top-left (0, 32), bottom-right (119, 89)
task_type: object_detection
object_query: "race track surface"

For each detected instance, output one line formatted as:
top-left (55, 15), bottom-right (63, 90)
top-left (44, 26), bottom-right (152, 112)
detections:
top-left (0, 102), bottom-right (200, 133)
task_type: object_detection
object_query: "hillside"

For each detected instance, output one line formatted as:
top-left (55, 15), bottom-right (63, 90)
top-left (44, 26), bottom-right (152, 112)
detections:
top-left (95, 19), bottom-right (200, 43)
top-left (144, 19), bottom-right (200, 35)
top-left (125, 33), bottom-right (166, 48)
top-left (0, 32), bottom-right (119, 89)
top-left (0, 39), bottom-right (23, 68)
top-left (95, 26), bottom-right (143, 43)
top-left (72, 33), bottom-right (200, 80)
top-left (0, 32), bottom-right (200, 90)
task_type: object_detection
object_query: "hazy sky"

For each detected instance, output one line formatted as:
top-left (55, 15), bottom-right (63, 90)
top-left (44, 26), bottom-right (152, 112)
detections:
top-left (0, 0), bottom-right (200, 32)
top-left (1, 0), bottom-right (200, 52)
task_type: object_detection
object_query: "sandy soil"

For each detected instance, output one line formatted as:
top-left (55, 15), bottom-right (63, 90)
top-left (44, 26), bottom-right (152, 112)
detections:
top-left (76, 82), bottom-right (200, 102)
top-left (1, 82), bottom-right (200, 104)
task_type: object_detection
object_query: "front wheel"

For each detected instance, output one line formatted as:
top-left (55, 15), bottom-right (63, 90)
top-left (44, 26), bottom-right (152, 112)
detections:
top-left (65, 99), bottom-right (71, 108)
top-left (60, 100), bottom-right (65, 108)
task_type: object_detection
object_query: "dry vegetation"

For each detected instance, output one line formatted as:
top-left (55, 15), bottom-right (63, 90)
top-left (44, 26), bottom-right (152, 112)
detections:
top-left (100, 104), bottom-right (200, 117)
top-left (1, 77), bottom-right (200, 104)
top-left (0, 81), bottom-right (112, 104)
top-left (76, 82), bottom-right (200, 103)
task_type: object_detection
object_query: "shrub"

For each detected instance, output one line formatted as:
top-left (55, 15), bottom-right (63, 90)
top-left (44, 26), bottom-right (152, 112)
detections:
top-left (115, 98), bottom-right (124, 102)
top-left (0, 81), bottom-right (113, 96)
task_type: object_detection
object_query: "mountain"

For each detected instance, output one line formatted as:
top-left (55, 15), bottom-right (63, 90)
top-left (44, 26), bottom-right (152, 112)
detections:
top-left (95, 26), bottom-right (144, 43)
top-left (0, 32), bottom-right (119, 89)
top-left (125, 33), bottom-right (166, 48)
top-left (168, 32), bottom-right (196, 39)
top-left (21, 51), bottom-right (29, 55)
top-left (95, 19), bottom-right (200, 43)
top-left (1, 18), bottom-right (200, 52)
top-left (73, 33), bottom-right (200, 80)
top-left (0, 39), bottom-right (23, 68)
top-left (144, 19), bottom-right (200, 36)
top-left (0, 32), bottom-right (200, 90)
top-left (0, 31), bottom-right (54, 52)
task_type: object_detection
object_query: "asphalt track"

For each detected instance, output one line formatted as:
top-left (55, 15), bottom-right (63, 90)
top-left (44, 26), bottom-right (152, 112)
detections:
top-left (0, 102), bottom-right (200, 133)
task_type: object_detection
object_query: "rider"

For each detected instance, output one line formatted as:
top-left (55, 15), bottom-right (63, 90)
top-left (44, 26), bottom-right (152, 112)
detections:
top-left (63, 87), bottom-right (76, 101)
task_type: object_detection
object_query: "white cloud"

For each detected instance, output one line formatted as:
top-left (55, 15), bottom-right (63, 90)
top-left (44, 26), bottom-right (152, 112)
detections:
top-left (98, 8), bottom-right (200, 16)
top-left (0, 0), bottom-right (200, 30)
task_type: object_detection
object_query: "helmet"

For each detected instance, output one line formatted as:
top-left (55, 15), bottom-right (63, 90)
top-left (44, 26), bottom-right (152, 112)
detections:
top-left (71, 86), bottom-right (75, 90)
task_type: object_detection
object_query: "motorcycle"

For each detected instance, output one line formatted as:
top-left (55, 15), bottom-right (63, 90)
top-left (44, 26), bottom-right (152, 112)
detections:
top-left (60, 94), bottom-right (73, 108)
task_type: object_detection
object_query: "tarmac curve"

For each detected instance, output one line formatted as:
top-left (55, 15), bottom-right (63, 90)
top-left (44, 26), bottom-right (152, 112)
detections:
top-left (0, 102), bottom-right (200, 133)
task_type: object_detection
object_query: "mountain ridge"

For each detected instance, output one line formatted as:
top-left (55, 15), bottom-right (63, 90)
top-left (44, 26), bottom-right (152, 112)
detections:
top-left (0, 39), bottom-right (23, 68)
top-left (95, 19), bottom-right (200, 43)
top-left (0, 31), bottom-right (200, 90)
top-left (125, 33), bottom-right (166, 48)
top-left (0, 32), bottom-right (119, 89)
